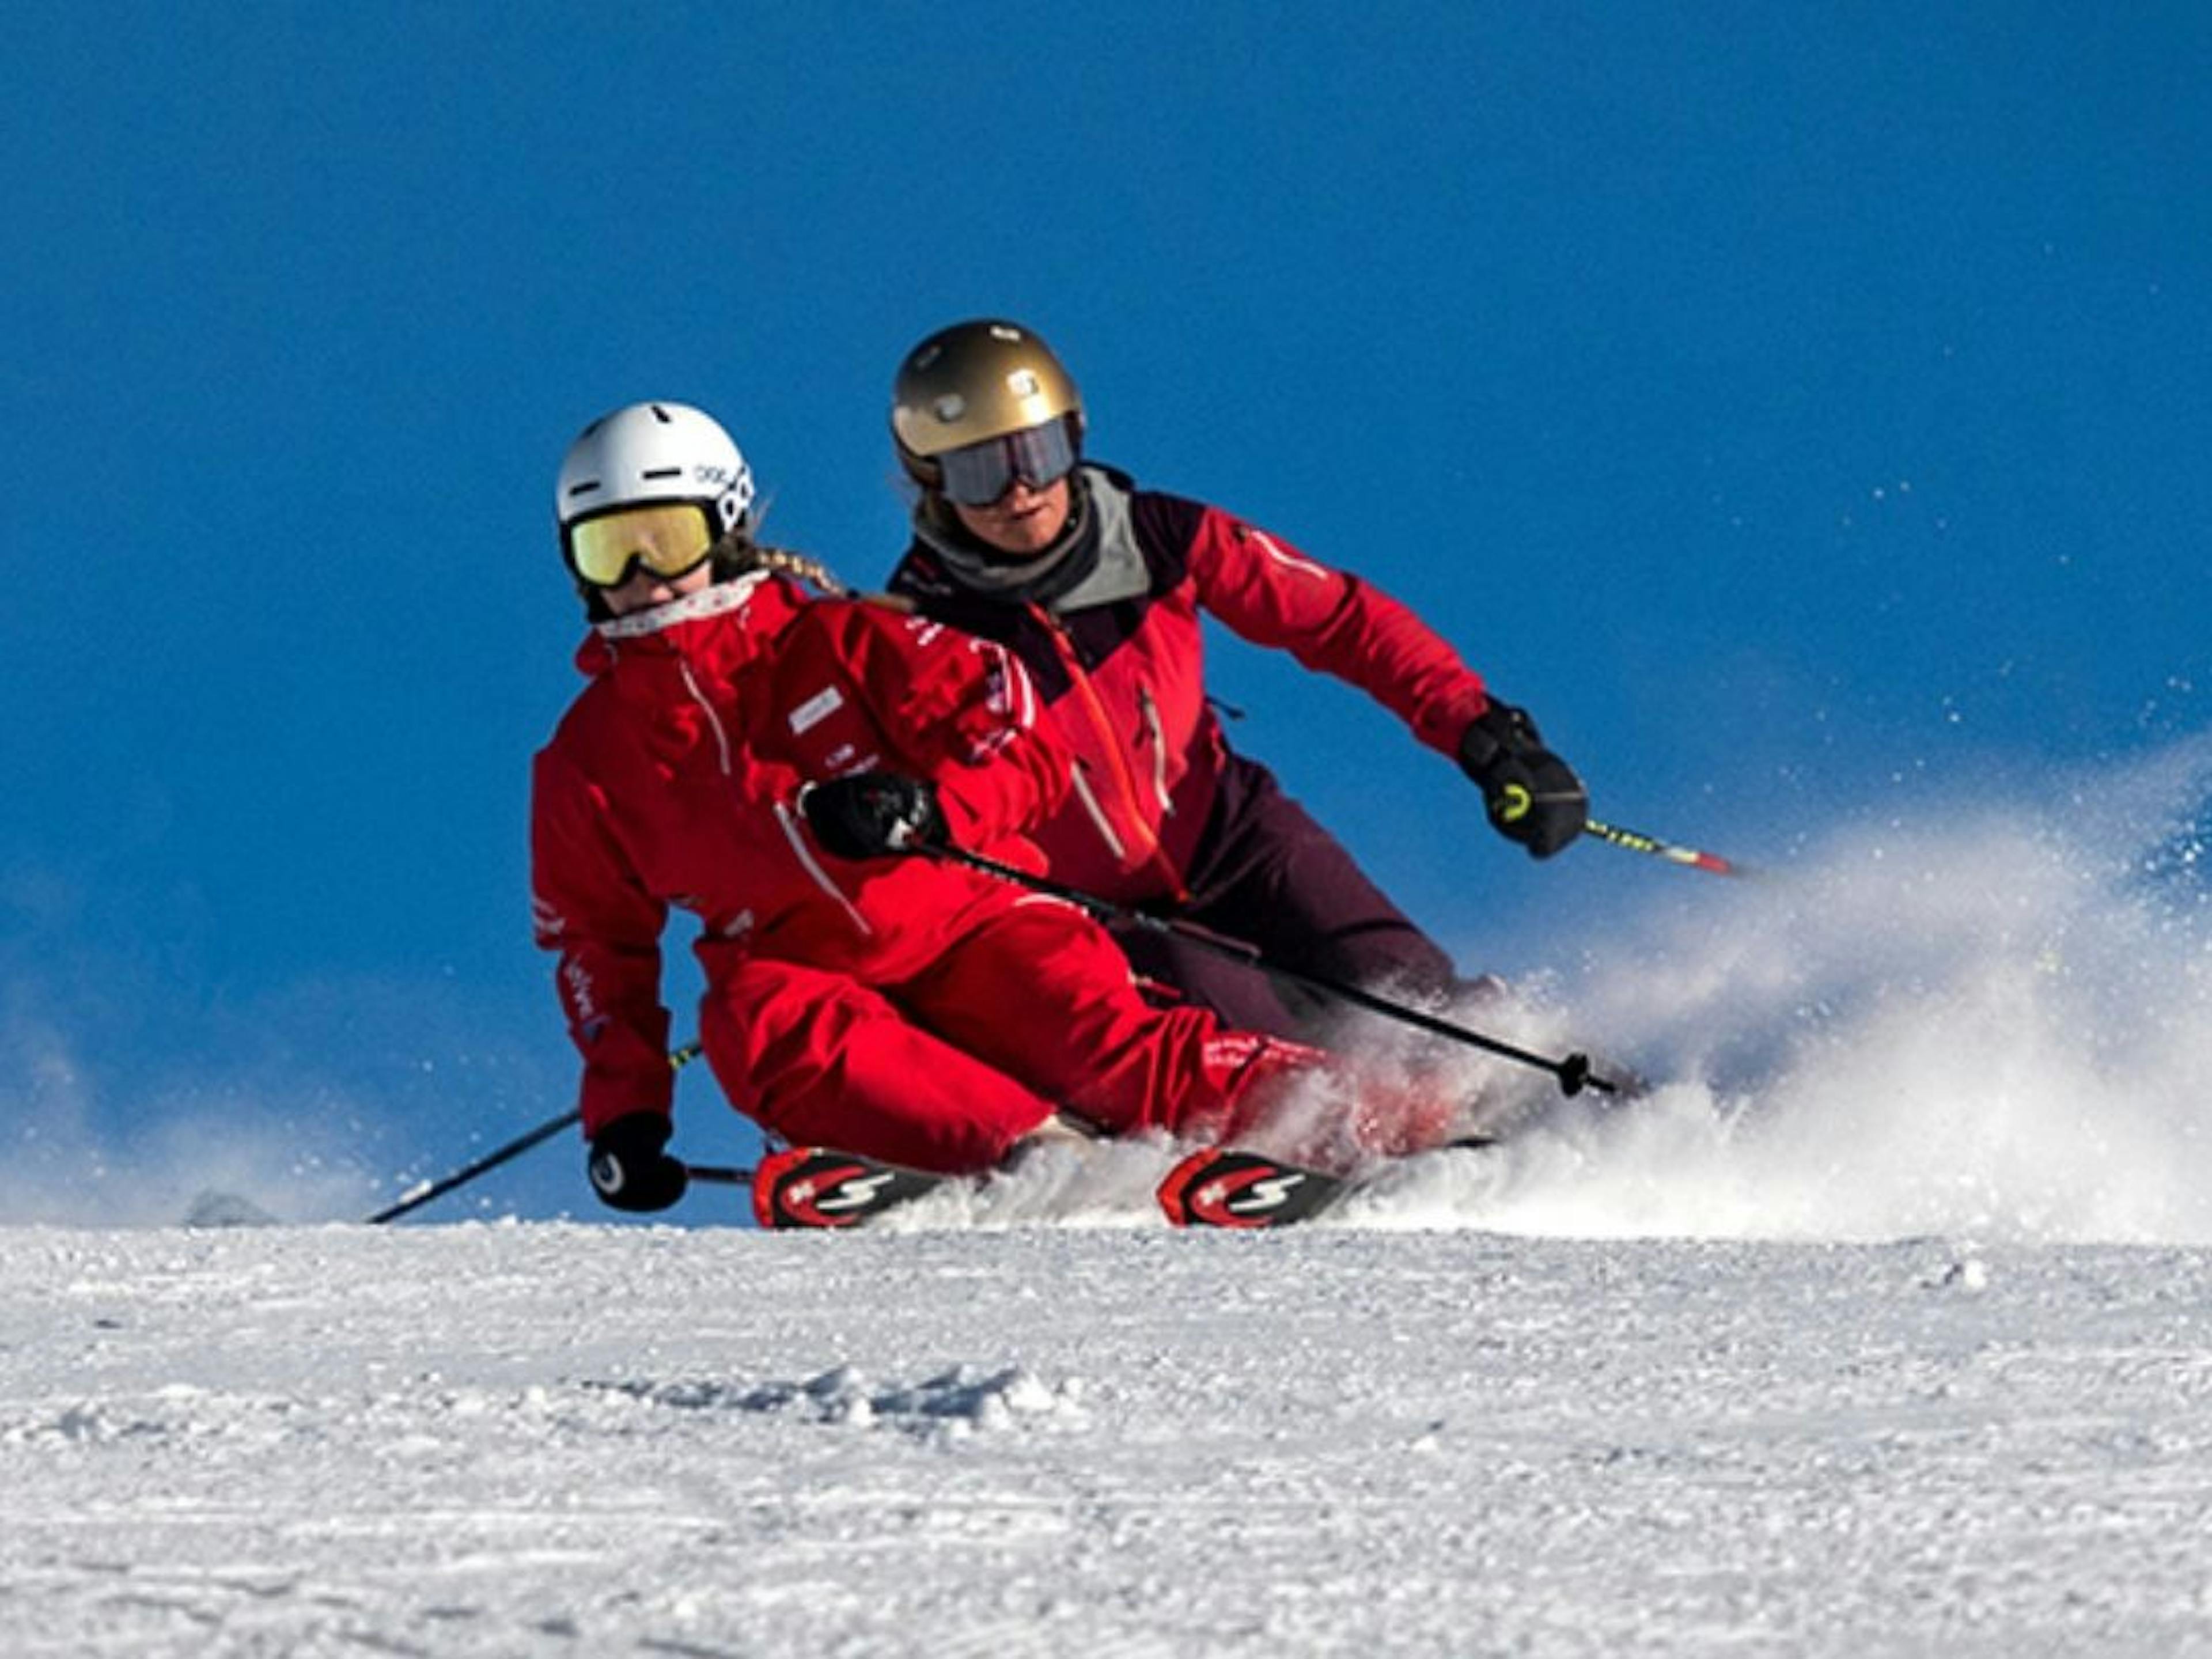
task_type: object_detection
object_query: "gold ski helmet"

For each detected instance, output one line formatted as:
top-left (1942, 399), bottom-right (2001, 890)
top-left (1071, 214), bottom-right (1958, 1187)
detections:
top-left (891, 319), bottom-right (1085, 493)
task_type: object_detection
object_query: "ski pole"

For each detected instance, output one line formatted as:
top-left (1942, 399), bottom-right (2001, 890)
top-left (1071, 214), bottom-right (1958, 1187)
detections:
top-left (684, 1164), bottom-right (751, 1185)
top-left (368, 1041), bottom-right (703, 1224)
top-left (1583, 817), bottom-right (1750, 878)
top-left (921, 844), bottom-right (1616, 1097)
top-left (365, 1108), bottom-right (579, 1224)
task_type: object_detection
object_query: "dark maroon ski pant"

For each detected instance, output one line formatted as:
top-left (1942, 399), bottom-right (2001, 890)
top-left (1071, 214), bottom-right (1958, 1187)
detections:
top-left (1109, 752), bottom-right (1478, 1044)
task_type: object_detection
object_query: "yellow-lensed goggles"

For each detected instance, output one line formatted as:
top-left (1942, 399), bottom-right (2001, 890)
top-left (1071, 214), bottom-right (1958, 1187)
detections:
top-left (561, 501), bottom-right (718, 590)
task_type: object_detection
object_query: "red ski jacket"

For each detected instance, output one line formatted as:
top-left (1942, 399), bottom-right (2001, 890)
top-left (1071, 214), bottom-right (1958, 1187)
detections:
top-left (529, 574), bottom-right (1065, 1134)
top-left (887, 465), bottom-right (1493, 905)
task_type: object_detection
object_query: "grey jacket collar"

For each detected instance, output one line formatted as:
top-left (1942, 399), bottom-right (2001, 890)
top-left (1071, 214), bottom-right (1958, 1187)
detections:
top-left (912, 465), bottom-right (1149, 612)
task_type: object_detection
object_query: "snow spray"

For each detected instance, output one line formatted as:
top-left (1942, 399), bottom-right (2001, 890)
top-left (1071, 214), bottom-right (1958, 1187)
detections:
top-left (1415, 734), bottom-right (2212, 1245)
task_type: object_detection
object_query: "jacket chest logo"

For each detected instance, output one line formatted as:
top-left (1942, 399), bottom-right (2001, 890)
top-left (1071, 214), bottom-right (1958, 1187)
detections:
top-left (788, 685), bottom-right (846, 734)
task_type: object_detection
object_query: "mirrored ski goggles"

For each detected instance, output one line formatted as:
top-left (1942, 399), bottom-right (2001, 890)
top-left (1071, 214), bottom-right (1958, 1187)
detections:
top-left (561, 501), bottom-right (718, 590)
top-left (934, 418), bottom-right (1080, 507)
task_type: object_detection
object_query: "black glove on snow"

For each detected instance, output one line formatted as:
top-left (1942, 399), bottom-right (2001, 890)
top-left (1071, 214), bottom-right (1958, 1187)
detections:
top-left (1459, 700), bottom-right (1589, 860)
top-left (801, 772), bottom-right (949, 860)
top-left (586, 1111), bottom-right (688, 1214)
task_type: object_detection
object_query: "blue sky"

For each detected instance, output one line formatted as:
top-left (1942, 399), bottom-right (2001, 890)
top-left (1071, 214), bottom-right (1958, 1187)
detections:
top-left (5, 3), bottom-right (2209, 1223)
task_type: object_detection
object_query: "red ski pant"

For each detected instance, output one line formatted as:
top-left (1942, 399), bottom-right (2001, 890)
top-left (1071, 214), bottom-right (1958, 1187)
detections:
top-left (700, 896), bottom-right (1312, 1173)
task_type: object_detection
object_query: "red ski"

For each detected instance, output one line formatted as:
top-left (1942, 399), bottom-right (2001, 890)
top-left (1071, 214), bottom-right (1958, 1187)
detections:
top-left (748, 1147), bottom-right (948, 1229)
top-left (1155, 1147), bottom-right (1350, 1229)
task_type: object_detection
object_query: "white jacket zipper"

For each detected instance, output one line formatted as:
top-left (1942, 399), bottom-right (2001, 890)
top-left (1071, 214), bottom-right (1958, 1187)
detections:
top-left (774, 800), bottom-right (874, 935)
top-left (676, 661), bottom-right (734, 777)
top-left (1067, 766), bottom-right (1128, 861)
top-left (1138, 690), bottom-right (1174, 816)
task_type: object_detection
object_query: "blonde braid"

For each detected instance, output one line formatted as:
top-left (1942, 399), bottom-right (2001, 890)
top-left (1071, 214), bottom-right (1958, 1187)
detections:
top-left (706, 528), bottom-right (853, 597)
top-left (751, 542), bottom-right (855, 597)
top-left (708, 530), bottom-right (917, 613)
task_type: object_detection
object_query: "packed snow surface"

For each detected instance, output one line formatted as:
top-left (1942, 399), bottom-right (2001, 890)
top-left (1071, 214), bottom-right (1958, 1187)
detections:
top-left (7, 1197), bottom-right (2212, 1657)
top-left (9, 754), bottom-right (2212, 1653)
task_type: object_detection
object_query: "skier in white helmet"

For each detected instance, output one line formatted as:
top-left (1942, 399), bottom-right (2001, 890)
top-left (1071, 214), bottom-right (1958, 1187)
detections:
top-left (530, 402), bottom-right (1419, 1212)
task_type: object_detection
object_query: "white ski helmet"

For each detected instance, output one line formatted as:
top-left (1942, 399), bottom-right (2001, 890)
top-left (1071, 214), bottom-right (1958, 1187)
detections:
top-left (555, 401), bottom-right (756, 540)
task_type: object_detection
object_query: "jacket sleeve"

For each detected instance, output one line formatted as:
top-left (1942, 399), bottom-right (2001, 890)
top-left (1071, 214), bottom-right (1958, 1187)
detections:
top-left (529, 743), bottom-right (675, 1137)
top-left (1185, 506), bottom-right (1491, 757)
top-left (838, 604), bottom-right (1073, 848)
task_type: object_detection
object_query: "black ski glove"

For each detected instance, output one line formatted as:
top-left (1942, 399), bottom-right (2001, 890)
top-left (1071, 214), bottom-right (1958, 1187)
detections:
top-left (801, 772), bottom-right (949, 860)
top-left (1458, 700), bottom-right (1589, 860)
top-left (586, 1111), bottom-right (688, 1214)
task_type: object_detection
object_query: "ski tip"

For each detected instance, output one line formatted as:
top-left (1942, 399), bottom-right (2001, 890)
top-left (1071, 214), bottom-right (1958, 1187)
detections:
top-left (1156, 1147), bottom-right (1346, 1229)
top-left (751, 1147), bottom-right (945, 1229)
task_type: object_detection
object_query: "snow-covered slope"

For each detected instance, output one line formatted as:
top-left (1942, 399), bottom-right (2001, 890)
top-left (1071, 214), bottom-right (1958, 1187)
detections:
top-left (9, 741), bottom-right (2211, 1654)
top-left (7, 1211), bottom-right (2212, 1657)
